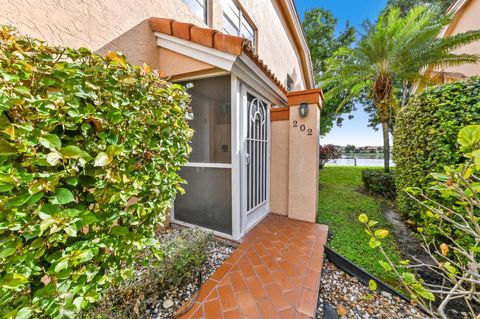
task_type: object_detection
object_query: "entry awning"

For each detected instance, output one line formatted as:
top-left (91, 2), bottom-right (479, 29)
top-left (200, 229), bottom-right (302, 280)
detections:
top-left (150, 18), bottom-right (288, 104)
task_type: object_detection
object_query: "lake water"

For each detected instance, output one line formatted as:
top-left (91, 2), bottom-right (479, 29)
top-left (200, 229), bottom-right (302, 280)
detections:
top-left (326, 153), bottom-right (395, 167)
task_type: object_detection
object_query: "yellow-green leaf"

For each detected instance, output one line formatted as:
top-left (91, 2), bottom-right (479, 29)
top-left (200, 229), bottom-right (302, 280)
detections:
top-left (94, 152), bottom-right (112, 167)
top-left (374, 229), bottom-right (389, 239)
top-left (358, 214), bottom-right (369, 224)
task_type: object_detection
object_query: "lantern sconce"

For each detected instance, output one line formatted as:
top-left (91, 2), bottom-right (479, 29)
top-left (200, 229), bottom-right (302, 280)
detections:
top-left (299, 102), bottom-right (309, 118)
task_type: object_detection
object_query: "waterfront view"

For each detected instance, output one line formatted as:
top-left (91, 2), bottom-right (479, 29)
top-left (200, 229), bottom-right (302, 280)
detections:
top-left (327, 153), bottom-right (395, 167)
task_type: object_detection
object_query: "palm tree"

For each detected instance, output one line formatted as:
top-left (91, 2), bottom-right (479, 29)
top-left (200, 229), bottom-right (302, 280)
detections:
top-left (321, 6), bottom-right (480, 172)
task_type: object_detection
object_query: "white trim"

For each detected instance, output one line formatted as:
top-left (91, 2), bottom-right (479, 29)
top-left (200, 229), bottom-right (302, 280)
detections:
top-left (155, 32), bottom-right (287, 106)
top-left (439, 0), bottom-right (469, 38)
top-left (266, 100), bottom-right (271, 216)
top-left (233, 54), bottom-right (287, 105)
top-left (155, 32), bottom-right (237, 70)
top-left (241, 85), bottom-right (271, 234)
top-left (172, 70), bottom-right (230, 82)
top-left (231, 75), bottom-right (242, 240)
top-left (447, 0), bottom-right (469, 15)
top-left (184, 162), bottom-right (232, 168)
top-left (239, 83), bottom-right (248, 236)
top-left (171, 219), bottom-right (234, 240)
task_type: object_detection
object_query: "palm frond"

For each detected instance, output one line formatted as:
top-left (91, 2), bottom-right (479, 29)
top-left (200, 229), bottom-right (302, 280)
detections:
top-left (427, 53), bottom-right (480, 69)
top-left (434, 30), bottom-right (480, 53)
top-left (319, 4), bottom-right (480, 115)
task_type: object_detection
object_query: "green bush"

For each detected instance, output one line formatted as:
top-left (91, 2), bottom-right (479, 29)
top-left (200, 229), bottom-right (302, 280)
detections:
top-left (394, 77), bottom-right (480, 225)
top-left (86, 228), bottom-right (213, 319)
top-left (361, 169), bottom-right (396, 199)
top-left (0, 26), bottom-right (192, 318)
top-left (361, 125), bottom-right (480, 318)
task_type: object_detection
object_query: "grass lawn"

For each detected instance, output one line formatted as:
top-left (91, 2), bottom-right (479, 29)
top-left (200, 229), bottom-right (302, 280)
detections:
top-left (318, 166), bottom-right (402, 287)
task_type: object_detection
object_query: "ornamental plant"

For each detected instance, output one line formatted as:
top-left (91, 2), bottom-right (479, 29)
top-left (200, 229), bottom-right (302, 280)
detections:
top-left (319, 144), bottom-right (342, 169)
top-left (394, 77), bottom-right (480, 230)
top-left (360, 125), bottom-right (480, 319)
top-left (361, 169), bottom-right (396, 199)
top-left (86, 228), bottom-right (213, 318)
top-left (0, 26), bottom-right (193, 318)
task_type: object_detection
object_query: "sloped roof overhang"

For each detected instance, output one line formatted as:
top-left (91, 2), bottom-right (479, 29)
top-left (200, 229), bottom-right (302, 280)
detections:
top-left (447, 0), bottom-right (470, 15)
top-left (151, 18), bottom-right (289, 104)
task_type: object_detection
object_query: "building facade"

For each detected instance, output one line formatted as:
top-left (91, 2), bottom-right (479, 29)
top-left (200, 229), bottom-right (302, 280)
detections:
top-left (0, 0), bottom-right (322, 240)
top-left (428, 0), bottom-right (480, 83)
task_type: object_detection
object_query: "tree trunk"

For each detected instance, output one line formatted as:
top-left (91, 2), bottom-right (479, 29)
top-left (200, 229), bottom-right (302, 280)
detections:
top-left (382, 121), bottom-right (390, 173)
top-left (401, 82), bottom-right (408, 108)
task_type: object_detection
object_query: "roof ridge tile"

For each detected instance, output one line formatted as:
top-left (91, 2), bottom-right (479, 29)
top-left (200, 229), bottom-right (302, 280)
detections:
top-left (150, 17), bottom-right (287, 94)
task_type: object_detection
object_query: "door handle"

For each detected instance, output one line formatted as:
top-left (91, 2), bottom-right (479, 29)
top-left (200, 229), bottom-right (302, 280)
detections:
top-left (245, 153), bottom-right (250, 166)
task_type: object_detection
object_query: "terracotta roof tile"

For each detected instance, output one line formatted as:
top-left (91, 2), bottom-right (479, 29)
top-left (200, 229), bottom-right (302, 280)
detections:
top-left (190, 27), bottom-right (216, 48)
top-left (213, 32), bottom-right (245, 55)
top-left (171, 21), bottom-right (194, 41)
top-left (150, 18), bottom-right (173, 35)
top-left (150, 17), bottom-right (287, 94)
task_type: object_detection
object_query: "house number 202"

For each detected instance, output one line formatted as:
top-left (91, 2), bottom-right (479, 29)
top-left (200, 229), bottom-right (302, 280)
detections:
top-left (292, 120), bottom-right (313, 136)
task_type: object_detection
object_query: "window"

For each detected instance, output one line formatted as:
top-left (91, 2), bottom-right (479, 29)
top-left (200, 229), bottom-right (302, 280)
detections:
top-left (222, 0), bottom-right (256, 47)
top-left (182, 0), bottom-right (208, 24)
top-left (287, 74), bottom-right (294, 92)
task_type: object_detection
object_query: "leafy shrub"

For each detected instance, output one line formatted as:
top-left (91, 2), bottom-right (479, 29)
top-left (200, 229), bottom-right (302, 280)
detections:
top-left (361, 169), bottom-right (396, 199)
top-left (319, 144), bottom-right (342, 169)
top-left (85, 228), bottom-right (213, 318)
top-left (394, 77), bottom-right (480, 224)
top-left (360, 125), bottom-right (480, 318)
top-left (0, 26), bottom-right (192, 318)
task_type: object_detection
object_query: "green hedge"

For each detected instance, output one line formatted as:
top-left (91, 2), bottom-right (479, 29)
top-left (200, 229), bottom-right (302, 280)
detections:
top-left (394, 77), bottom-right (480, 225)
top-left (0, 26), bottom-right (192, 318)
top-left (361, 169), bottom-right (396, 199)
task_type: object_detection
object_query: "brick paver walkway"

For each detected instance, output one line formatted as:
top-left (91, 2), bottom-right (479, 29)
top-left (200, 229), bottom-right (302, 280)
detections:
top-left (177, 214), bottom-right (328, 319)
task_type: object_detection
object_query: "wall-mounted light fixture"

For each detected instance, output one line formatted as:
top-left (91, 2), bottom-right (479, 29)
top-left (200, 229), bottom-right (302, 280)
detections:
top-left (299, 102), bottom-right (309, 118)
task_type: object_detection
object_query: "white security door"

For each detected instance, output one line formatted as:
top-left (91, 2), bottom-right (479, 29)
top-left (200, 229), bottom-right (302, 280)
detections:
top-left (241, 88), bottom-right (270, 233)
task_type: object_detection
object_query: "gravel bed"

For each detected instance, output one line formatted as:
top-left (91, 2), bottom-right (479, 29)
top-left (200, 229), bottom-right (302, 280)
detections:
top-left (144, 230), bottom-right (235, 319)
top-left (316, 260), bottom-right (430, 319)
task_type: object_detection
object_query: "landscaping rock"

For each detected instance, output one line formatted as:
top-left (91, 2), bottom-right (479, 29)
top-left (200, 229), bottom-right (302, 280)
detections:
top-left (144, 229), bottom-right (235, 319)
top-left (162, 299), bottom-right (174, 309)
top-left (337, 304), bottom-right (347, 316)
top-left (316, 260), bottom-right (430, 319)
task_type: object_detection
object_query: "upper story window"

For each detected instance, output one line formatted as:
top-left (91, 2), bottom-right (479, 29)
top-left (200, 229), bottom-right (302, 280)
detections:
top-left (287, 74), bottom-right (294, 92)
top-left (182, 0), bottom-right (208, 24)
top-left (222, 0), bottom-right (256, 48)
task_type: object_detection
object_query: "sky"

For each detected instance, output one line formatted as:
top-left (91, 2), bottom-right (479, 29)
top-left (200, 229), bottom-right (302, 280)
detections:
top-left (294, 0), bottom-right (388, 146)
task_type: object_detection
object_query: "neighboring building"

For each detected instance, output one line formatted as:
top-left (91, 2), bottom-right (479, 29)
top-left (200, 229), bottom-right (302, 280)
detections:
top-left (0, 0), bottom-right (322, 241)
top-left (424, 0), bottom-right (480, 84)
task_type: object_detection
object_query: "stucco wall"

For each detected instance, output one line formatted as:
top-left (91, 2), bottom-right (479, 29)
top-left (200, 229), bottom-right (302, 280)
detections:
top-left (238, 0), bottom-right (307, 91)
top-left (441, 0), bottom-right (480, 77)
top-left (270, 120), bottom-right (289, 216)
top-left (287, 103), bottom-right (320, 223)
top-left (0, 0), bottom-right (307, 90)
top-left (0, 0), bottom-right (207, 67)
top-left (158, 48), bottom-right (216, 78)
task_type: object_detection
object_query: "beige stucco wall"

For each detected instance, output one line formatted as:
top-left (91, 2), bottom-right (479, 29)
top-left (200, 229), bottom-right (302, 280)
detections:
top-left (441, 0), bottom-right (480, 77)
top-left (287, 104), bottom-right (320, 223)
top-left (0, 0), bottom-right (307, 90)
top-left (158, 48), bottom-right (216, 78)
top-left (237, 0), bottom-right (307, 90)
top-left (0, 0), bottom-right (207, 68)
top-left (270, 120), bottom-right (289, 216)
